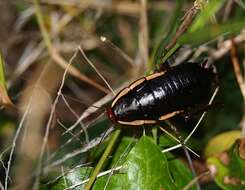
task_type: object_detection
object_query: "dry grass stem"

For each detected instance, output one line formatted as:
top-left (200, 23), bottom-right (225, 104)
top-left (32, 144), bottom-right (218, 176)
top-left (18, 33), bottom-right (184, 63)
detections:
top-left (4, 98), bottom-right (32, 190)
top-left (230, 38), bottom-right (245, 137)
top-left (166, 1), bottom-right (200, 50)
top-left (38, 0), bottom-right (177, 15)
top-left (46, 127), bottom-right (114, 169)
top-left (33, 0), bottom-right (110, 94)
top-left (212, 31), bottom-right (245, 59)
top-left (139, 0), bottom-right (149, 67)
top-left (230, 39), bottom-right (245, 99)
top-left (60, 95), bottom-right (89, 143)
top-left (33, 48), bottom-right (79, 188)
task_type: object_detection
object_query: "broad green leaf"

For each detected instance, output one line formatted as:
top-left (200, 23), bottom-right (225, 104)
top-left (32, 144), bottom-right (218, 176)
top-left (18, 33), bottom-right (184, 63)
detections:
top-left (229, 140), bottom-right (245, 180)
top-left (179, 21), bottom-right (245, 46)
top-left (110, 137), bottom-right (136, 167)
top-left (207, 157), bottom-right (230, 190)
top-left (190, 0), bottom-right (226, 32)
top-left (94, 136), bottom-right (195, 190)
top-left (207, 139), bottom-right (245, 190)
top-left (124, 136), bottom-right (174, 190)
top-left (125, 136), bottom-right (196, 190)
top-left (93, 174), bottom-right (128, 190)
top-left (167, 154), bottom-right (196, 189)
top-left (46, 167), bottom-right (93, 190)
top-left (205, 130), bottom-right (241, 158)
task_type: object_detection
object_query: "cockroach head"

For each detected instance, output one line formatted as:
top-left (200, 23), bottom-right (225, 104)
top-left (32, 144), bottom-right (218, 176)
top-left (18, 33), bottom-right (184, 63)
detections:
top-left (106, 107), bottom-right (117, 123)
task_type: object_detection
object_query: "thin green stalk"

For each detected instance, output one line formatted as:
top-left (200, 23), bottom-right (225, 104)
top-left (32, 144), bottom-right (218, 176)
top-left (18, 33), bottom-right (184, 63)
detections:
top-left (85, 129), bottom-right (121, 190)
top-left (33, 0), bottom-right (52, 51)
top-left (152, 128), bottom-right (157, 144)
top-left (161, 43), bottom-right (180, 65)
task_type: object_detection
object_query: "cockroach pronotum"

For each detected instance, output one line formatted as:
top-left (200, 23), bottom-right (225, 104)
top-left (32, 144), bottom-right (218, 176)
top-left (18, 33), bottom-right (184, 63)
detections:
top-left (106, 62), bottom-right (218, 126)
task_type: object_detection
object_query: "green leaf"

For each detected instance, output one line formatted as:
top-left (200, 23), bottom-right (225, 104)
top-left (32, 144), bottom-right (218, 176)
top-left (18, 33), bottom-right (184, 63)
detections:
top-left (190, 0), bottom-right (226, 32)
top-left (94, 136), bottom-right (195, 190)
top-left (205, 130), bottom-right (241, 158)
top-left (93, 138), bottom-right (135, 190)
top-left (207, 157), bottom-right (230, 190)
top-left (124, 136), bottom-right (174, 190)
top-left (46, 167), bottom-right (93, 190)
top-left (167, 154), bottom-right (196, 189)
top-left (93, 174), bottom-right (128, 190)
top-left (110, 137), bottom-right (136, 167)
top-left (229, 140), bottom-right (245, 180)
top-left (207, 139), bottom-right (245, 190)
top-left (179, 20), bottom-right (245, 46)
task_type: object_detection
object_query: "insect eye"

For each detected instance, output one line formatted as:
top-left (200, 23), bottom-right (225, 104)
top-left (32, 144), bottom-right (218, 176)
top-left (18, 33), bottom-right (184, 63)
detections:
top-left (106, 108), bottom-right (116, 123)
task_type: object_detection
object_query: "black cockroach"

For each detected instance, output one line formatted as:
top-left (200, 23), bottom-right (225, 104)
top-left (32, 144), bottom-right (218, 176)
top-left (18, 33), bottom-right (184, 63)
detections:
top-left (106, 62), bottom-right (217, 126)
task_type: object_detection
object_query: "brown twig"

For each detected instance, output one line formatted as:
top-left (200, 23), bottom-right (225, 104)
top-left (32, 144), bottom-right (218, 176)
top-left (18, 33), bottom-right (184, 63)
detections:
top-left (165, 1), bottom-right (201, 50)
top-left (222, 0), bottom-right (234, 22)
top-left (211, 31), bottom-right (245, 59)
top-left (230, 39), bottom-right (245, 98)
top-left (230, 38), bottom-right (245, 137)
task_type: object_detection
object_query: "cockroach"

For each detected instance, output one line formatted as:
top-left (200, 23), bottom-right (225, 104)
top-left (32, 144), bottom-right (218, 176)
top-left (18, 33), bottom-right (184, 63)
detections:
top-left (106, 62), bottom-right (217, 126)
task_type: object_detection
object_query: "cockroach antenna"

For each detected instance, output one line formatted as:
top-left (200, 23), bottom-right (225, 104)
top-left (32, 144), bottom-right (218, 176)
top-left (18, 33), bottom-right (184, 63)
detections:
top-left (62, 94), bottom-right (104, 110)
top-left (78, 46), bottom-right (116, 95)
top-left (100, 36), bottom-right (134, 67)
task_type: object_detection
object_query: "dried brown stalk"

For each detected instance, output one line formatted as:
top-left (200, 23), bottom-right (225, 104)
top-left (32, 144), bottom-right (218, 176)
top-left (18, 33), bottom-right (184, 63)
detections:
top-left (165, 1), bottom-right (201, 50)
top-left (210, 31), bottom-right (245, 59)
top-left (231, 39), bottom-right (245, 98)
top-left (230, 38), bottom-right (245, 137)
top-left (139, 0), bottom-right (149, 68)
top-left (33, 0), bottom-right (110, 94)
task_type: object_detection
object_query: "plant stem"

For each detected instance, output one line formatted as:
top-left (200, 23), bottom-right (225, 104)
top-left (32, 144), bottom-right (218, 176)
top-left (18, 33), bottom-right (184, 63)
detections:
top-left (33, 0), bottom-right (52, 51)
top-left (161, 43), bottom-right (180, 65)
top-left (84, 129), bottom-right (121, 190)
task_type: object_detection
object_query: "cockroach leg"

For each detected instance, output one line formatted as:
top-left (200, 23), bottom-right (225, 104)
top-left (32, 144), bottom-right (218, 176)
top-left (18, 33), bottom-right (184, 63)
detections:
top-left (163, 120), bottom-right (201, 190)
top-left (183, 102), bottom-right (219, 121)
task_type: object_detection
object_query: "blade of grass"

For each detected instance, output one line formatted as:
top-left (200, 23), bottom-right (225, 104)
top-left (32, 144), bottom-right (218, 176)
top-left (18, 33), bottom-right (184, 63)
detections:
top-left (0, 53), bottom-right (15, 110)
top-left (151, 0), bottom-right (183, 70)
top-left (84, 129), bottom-right (121, 190)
